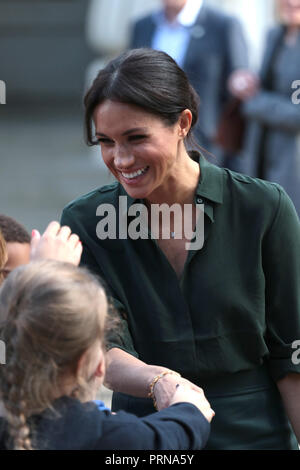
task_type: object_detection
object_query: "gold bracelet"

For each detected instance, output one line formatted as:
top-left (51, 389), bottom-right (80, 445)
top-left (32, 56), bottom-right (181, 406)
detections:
top-left (148, 371), bottom-right (181, 410)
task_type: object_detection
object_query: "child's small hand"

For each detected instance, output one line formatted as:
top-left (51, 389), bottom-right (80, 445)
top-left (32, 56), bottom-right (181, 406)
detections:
top-left (169, 384), bottom-right (215, 423)
top-left (30, 221), bottom-right (82, 266)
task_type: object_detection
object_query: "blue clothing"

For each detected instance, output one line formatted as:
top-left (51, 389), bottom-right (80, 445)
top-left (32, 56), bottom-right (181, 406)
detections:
top-left (0, 397), bottom-right (210, 450)
top-left (151, 0), bottom-right (203, 67)
top-left (94, 399), bottom-right (110, 411)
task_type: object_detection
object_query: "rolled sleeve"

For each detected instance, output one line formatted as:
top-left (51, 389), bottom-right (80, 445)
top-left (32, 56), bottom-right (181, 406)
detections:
top-left (262, 185), bottom-right (300, 381)
top-left (61, 207), bottom-right (139, 359)
top-left (105, 296), bottom-right (139, 358)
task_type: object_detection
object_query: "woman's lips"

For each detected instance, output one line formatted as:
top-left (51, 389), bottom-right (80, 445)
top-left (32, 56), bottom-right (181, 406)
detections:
top-left (119, 166), bottom-right (150, 184)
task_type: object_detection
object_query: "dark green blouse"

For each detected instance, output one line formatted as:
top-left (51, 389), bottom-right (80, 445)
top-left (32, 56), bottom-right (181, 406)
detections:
top-left (61, 154), bottom-right (300, 449)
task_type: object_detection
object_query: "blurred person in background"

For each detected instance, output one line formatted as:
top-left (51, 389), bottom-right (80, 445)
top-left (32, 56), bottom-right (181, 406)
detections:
top-left (229, 0), bottom-right (300, 217)
top-left (130, 0), bottom-right (249, 169)
top-left (0, 217), bottom-right (86, 278)
top-left (0, 232), bottom-right (7, 285)
top-left (0, 218), bottom-right (83, 282)
top-left (0, 215), bottom-right (31, 280)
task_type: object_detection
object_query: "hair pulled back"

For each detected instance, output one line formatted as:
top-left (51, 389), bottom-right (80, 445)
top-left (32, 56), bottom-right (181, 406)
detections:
top-left (0, 260), bottom-right (108, 450)
top-left (84, 48), bottom-right (200, 146)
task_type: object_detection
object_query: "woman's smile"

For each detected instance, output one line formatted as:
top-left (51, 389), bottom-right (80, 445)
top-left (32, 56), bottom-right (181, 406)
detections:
top-left (119, 166), bottom-right (150, 184)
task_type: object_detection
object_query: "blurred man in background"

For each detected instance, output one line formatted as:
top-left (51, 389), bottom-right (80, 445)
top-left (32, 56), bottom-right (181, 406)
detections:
top-left (130, 0), bottom-right (249, 168)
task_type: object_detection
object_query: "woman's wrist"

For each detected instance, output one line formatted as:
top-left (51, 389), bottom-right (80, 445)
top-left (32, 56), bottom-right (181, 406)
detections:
top-left (148, 370), bottom-right (181, 409)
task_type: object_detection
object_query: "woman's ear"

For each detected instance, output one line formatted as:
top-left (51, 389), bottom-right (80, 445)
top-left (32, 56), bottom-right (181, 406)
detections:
top-left (178, 109), bottom-right (193, 138)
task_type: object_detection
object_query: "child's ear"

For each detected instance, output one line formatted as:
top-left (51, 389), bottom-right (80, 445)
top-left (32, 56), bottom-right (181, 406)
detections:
top-left (76, 345), bottom-right (106, 381)
top-left (94, 357), bottom-right (105, 379)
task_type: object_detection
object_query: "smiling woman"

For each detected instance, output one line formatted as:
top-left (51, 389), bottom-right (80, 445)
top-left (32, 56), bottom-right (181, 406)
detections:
top-left (84, 51), bottom-right (200, 205)
top-left (61, 48), bottom-right (300, 450)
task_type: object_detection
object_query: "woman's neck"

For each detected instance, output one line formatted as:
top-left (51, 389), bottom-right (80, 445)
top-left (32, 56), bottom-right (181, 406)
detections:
top-left (145, 152), bottom-right (200, 208)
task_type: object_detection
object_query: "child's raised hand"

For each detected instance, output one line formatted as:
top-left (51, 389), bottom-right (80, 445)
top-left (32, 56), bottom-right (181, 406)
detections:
top-left (30, 221), bottom-right (82, 266)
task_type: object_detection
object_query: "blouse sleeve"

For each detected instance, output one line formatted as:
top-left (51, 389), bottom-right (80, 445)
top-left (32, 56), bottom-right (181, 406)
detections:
top-left (263, 185), bottom-right (300, 382)
top-left (105, 296), bottom-right (139, 358)
top-left (78, 244), bottom-right (139, 358)
top-left (61, 207), bottom-right (139, 359)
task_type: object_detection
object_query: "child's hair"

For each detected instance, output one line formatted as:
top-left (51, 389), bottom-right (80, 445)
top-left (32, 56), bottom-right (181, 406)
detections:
top-left (0, 231), bottom-right (7, 285)
top-left (0, 215), bottom-right (31, 245)
top-left (0, 260), bottom-right (108, 450)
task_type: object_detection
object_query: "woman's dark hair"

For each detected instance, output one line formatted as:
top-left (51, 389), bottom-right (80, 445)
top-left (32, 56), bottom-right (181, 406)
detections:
top-left (84, 48), bottom-right (200, 147)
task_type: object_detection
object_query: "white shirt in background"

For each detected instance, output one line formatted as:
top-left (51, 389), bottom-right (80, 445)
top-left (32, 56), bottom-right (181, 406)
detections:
top-left (151, 0), bottom-right (203, 67)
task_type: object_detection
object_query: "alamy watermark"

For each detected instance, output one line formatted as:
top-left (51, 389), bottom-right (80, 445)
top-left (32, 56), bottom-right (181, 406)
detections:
top-left (0, 340), bottom-right (5, 364)
top-left (0, 80), bottom-right (6, 104)
top-left (291, 340), bottom-right (300, 365)
top-left (291, 80), bottom-right (300, 104)
top-left (95, 197), bottom-right (205, 250)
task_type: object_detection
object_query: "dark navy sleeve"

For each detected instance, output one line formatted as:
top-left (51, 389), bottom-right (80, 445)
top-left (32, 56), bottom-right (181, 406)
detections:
top-left (36, 398), bottom-right (210, 450)
top-left (95, 403), bottom-right (210, 450)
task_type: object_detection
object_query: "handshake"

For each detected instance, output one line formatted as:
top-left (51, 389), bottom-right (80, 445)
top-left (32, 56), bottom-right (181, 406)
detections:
top-left (30, 221), bottom-right (215, 425)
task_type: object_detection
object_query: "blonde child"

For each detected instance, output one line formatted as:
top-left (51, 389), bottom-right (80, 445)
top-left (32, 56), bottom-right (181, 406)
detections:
top-left (0, 258), bottom-right (213, 450)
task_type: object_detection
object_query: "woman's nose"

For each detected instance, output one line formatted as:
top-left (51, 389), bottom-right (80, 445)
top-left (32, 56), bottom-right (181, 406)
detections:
top-left (113, 145), bottom-right (135, 168)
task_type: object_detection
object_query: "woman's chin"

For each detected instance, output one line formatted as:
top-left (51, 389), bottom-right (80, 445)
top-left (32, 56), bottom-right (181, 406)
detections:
top-left (123, 187), bottom-right (150, 200)
top-left (118, 178), bottom-right (152, 200)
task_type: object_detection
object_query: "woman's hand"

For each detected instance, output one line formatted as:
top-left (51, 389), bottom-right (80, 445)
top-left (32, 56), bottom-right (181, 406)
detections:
top-left (169, 384), bottom-right (215, 423)
top-left (30, 221), bottom-right (82, 266)
top-left (154, 373), bottom-right (214, 422)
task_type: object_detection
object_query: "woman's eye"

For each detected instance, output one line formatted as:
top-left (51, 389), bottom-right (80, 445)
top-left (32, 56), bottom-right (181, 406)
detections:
top-left (129, 135), bottom-right (147, 142)
top-left (97, 138), bottom-right (114, 145)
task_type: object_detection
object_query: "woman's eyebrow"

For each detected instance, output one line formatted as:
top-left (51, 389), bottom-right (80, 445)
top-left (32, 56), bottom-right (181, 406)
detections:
top-left (122, 127), bottom-right (148, 136)
top-left (95, 127), bottom-right (148, 137)
top-left (95, 132), bottom-right (110, 137)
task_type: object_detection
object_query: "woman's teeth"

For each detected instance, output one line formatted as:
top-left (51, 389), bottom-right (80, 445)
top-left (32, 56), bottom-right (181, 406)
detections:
top-left (122, 166), bottom-right (149, 179)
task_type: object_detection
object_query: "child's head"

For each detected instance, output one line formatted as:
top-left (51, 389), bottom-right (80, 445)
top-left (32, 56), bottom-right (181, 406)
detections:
top-left (0, 215), bottom-right (31, 279)
top-left (0, 260), bottom-right (108, 450)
